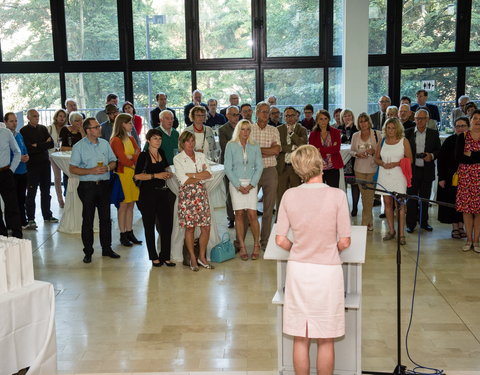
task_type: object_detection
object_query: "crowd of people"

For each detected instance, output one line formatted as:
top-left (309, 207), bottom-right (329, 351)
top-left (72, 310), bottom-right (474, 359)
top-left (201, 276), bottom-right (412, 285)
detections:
top-left (1, 88), bottom-right (480, 261)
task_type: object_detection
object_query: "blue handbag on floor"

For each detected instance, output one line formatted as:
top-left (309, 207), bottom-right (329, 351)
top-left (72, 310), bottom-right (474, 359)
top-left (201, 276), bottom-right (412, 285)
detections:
top-left (210, 232), bottom-right (235, 263)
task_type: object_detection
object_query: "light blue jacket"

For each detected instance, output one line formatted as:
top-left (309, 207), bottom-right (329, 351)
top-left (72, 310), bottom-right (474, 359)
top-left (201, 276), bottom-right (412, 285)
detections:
top-left (224, 141), bottom-right (263, 188)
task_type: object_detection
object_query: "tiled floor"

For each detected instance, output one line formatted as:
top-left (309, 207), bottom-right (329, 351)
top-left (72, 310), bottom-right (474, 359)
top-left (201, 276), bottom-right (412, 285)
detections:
top-left (24, 191), bottom-right (480, 374)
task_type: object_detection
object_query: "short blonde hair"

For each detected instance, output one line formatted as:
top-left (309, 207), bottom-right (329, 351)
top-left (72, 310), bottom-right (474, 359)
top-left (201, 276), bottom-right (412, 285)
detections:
top-left (356, 112), bottom-right (373, 130)
top-left (340, 108), bottom-right (355, 125)
top-left (230, 119), bottom-right (255, 144)
top-left (386, 105), bottom-right (398, 118)
top-left (382, 118), bottom-right (404, 139)
top-left (178, 130), bottom-right (195, 151)
top-left (189, 105), bottom-right (207, 123)
top-left (291, 145), bottom-right (324, 182)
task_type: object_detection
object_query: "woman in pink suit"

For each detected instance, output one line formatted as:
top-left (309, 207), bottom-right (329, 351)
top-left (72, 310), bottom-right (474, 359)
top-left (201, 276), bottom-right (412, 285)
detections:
top-left (276, 145), bottom-right (351, 375)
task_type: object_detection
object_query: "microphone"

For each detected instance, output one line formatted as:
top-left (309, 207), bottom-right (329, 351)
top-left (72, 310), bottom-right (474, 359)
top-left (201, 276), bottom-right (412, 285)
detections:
top-left (344, 176), bottom-right (376, 186)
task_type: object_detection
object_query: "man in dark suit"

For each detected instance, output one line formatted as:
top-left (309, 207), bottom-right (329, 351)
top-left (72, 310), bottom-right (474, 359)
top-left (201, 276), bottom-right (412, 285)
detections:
top-left (405, 109), bottom-right (441, 233)
top-left (276, 106), bottom-right (308, 208)
top-left (150, 92), bottom-right (179, 129)
top-left (370, 95), bottom-right (391, 130)
top-left (410, 89), bottom-right (441, 126)
top-left (219, 93), bottom-right (239, 117)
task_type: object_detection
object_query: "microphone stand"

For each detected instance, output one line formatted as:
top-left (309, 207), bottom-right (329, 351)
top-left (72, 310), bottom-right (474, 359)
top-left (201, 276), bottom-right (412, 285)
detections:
top-left (346, 179), bottom-right (454, 375)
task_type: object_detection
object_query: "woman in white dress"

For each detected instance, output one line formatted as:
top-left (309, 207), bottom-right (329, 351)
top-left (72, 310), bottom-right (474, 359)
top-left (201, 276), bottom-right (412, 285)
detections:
top-left (224, 120), bottom-right (263, 260)
top-left (374, 118), bottom-right (413, 244)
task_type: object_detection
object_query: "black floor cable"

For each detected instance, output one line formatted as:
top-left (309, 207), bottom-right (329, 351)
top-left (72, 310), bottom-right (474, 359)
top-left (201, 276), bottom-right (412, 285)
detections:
top-left (403, 196), bottom-right (444, 375)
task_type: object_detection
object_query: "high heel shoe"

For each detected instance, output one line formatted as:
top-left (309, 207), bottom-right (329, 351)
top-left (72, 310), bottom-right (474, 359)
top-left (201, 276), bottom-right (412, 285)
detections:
top-left (462, 242), bottom-right (472, 252)
top-left (126, 230), bottom-right (142, 245)
top-left (120, 232), bottom-right (133, 247)
top-left (382, 231), bottom-right (396, 241)
top-left (197, 258), bottom-right (215, 269)
top-left (251, 243), bottom-right (261, 260)
top-left (163, 260), bottom-right (176, 267)
top-left (189, 260), bottom-right (199, 272)
top-left (152, 260), bottom-right (162, 267)
top-left (239, 247), bottom-right (249, 261)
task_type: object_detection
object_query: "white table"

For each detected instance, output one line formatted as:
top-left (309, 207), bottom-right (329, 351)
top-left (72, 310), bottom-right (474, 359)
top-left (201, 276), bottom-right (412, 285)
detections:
top-left (167, 164), bottom-right (225, 261)
top-left (340, 144), bottom-right (353, 191)
top-left (0, 281), bottom-right (57, 375)
top-left (50, 152), bottom-right (98, 234)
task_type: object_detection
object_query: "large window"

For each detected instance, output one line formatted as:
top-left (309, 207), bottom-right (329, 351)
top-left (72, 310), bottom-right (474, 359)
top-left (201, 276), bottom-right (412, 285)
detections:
top-left (196, 70), bottom-right (256, 106)
top-left (264, 68), bottom-right (323, 107)
top-left (401, 0), bottom-right (456, 53)
top-left (328, 67), bottom-right (342, 113)
top-left (65, 72), bottom-right (125, 110)
top-left (266, 0), bottom-right (320, 57)
top-left (465, 67), bottom-right (480, 99)
top-left (368, 66), bottom-right (389, 113)
top-left (0, 0), bottom-right (54, 61)
top-left (132, 0), bottom-right (186, 60)
top-left (198, 0), bottom-right (252, 59)
top-left (470, 0), bottom-right (480, 51)
top-left (65, 0), bottom-right (120, 61)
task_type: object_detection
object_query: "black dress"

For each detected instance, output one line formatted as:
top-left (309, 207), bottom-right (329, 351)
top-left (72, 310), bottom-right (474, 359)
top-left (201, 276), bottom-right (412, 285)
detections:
top-left (437, 134), bottom-right (463, 223)
top-left (135, 149), bottom-right (175, 261)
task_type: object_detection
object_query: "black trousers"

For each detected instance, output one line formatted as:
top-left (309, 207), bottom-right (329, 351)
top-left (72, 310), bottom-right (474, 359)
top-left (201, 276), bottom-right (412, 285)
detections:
top-left (77, 180), bottom-right (112, 255)
top-left (26, 160), bottom-right (52, 221)
top-left (0, 169), bottom-right (22, 238)
top-left (14, 173), bottom-right (28, 226)
top-left (406, 166), bottom-right (433, 228)
top-left (139, 188), bottom-right (174, 261)
top-left (224, 176), bottom-right (234, 221)
top-left (323, 168), bottom-right (340, 188)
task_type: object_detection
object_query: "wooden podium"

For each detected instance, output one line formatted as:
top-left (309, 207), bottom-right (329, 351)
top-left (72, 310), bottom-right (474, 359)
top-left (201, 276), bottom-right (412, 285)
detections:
top-left (264, 225), bottom-right (367, 375)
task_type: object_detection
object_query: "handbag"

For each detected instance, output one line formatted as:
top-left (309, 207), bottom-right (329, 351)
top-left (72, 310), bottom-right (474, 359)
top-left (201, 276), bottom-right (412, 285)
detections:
top-left (210, 232), bottom-right (235, 263)
top-left (133, 153), bottom-right (149, 188)
top-left (452, 171), bottom-right (459, 187)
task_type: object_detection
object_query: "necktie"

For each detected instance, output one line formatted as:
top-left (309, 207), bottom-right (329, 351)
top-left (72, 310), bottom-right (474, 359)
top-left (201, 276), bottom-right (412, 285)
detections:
top-left (381, 113), bottom-right (386, 128)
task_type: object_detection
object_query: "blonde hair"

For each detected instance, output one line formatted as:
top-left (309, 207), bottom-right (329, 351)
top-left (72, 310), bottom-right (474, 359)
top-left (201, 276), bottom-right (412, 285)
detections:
top-left (230, 119), bottom-right (255, 144)
top-left (340, 108), bottom-right (355, 126)
top-left (52, 109), bottom-right (67, 126)
top-left (178, 130), bottom-right (195, 151)
top-left (291, 145), bottom-right (324, 182)
top-left (382, 117), bottom-right (404, 139)
top-left (386, 105), bottom-right (399, 118)
top-left (111, 113), bottom-right (133, 140)
top-left (356, 112), bottom-right (373, 130)
top-left (188, 105), bottom-right (207, 123)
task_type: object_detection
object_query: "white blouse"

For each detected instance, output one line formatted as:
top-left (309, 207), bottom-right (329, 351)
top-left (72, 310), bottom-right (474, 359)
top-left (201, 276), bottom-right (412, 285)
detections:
top-left (173, 150), bottom-right (214, 186)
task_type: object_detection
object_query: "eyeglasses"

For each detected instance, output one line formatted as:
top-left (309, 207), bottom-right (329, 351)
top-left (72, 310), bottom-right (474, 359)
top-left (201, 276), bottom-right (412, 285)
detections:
top-left (107, 111), bottom-right (119, 115)
top-left (414, 117), bottom-right (428, 120)
top-left (88, 125), bottom-right (101, 130)
top-left (285, 114), bottom-right (296, 118)
top-left (229, 113), bottom-right (240, 117)
top-left (455, 124), bottom-right (468, 128)
top-left (195, 114), bottom-right (206, 117)
top-left (379, 100), bottom-right (391, 104)
top-left (271, 111), bottom-right (280, 115)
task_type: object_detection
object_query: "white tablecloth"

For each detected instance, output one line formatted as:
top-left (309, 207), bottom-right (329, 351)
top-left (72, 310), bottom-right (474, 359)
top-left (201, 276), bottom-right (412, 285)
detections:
top-left (340, 144), bottom-right (353, 191)
top-left (0, 281), bottom-right (57, 375)
top-left (167, 164), bottom-right (225, 261)
top-left (50, 152), bottom-right (98, 234)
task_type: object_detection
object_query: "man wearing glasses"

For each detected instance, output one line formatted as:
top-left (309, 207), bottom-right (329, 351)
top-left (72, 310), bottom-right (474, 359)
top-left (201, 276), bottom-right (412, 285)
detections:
top-left (276, 106), bottom-right (308, 208)
top-left (451, 95), bottom-right (470, 127)
top-left (70, 118), bottom-right (119, 264)
top-left (100, 103), bottom-right (140, 146)
top-left (405, 109), bottom-right (441, 233)
top-left (370, 95), bottom-right (391, 130)
top-left (268, 106), bottom-right (283, 127)
top-left (219, 105), bottom-right (241, 228)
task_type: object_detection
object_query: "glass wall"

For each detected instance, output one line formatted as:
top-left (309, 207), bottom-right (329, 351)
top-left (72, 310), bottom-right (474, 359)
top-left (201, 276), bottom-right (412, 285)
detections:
top-left (470, 0), bottom-right (480, 51)
top-left (266, 0), bottom-right (320, 57)
top-left (0, 0), bottom-right (54, 61)
top-left (65, 0), bottom-right (120, 60)
top-left (132, 0), bottom-right (186, 60)
top-left (368, 66), bottom-right (389, 113)
top-left (328, 67), bottom-right (342, 113)
top-left (198, 0), bottom-right (252, 59)
top-left (401, 0), bottom-right (456, 53)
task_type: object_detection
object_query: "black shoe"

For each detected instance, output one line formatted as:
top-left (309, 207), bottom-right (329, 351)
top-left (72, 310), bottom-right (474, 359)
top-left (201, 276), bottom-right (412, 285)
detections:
top-left (152, 260), bottom-right (162, 267)
top-left (163, 260), bottom-right (176, 267)
top-left (406, 226), bottom-right (415, 233)
top-left (83, 255), bottom-right (92, 263)
top-left (120, 232), bottom-right (133, 247)
top-left (379, 213), bottom-right (386, 218)
top-left (102, 250), bottom-right (121, 259)
top-left (126, 230), bottom-right (142, 245)
top-left (228, 220), bottom-right (234, 228)
top-left (257, 210), bottom-right (263, 216)
top-left (421, 224), bottom-right (433, 232)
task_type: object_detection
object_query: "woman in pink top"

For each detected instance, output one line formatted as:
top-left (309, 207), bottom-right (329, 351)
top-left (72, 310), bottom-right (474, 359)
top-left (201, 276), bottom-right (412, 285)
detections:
top-left (276, 145), bottom-right (351, 375)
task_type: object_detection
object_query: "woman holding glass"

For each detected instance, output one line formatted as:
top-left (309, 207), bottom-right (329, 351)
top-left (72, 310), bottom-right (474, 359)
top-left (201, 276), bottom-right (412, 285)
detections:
top-left (308, 110), bottom-right (344, 188)
top-left (48, 109), bottom-right (68, 207)
top-left (276, 145), bottom-right (351, 375)
top-left (59, 112), bottom-right (85, 151)
top-left (110, 113), bottom-right (142, 247)
top-left (350, 113), bottom-right (382, 230)
top-left (375, 118), bottom-right (413, 244)
top-left (174, 131), bottom-right (214, 271)
top-left (224, 120), bottom-right (263, 260)
top-left (185, 105), bottom-right (217, 160)
top-left (134, 129), bottom-right (175, 267)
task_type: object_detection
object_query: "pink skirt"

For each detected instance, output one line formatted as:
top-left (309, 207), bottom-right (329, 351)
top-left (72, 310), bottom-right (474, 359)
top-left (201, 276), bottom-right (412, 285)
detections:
top-left (283, 261), bottom-right (345, 338)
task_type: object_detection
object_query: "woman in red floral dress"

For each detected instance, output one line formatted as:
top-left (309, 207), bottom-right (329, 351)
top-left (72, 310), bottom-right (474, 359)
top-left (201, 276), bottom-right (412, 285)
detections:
top-left (455, 109), bottom-right (480, 252)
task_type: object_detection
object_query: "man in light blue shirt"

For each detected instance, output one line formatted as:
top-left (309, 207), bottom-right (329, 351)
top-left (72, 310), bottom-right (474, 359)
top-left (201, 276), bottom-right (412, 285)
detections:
top-left (70, 117), bottom-right (119, 263)
top-left (0, 126), bottom-right (22, 238)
